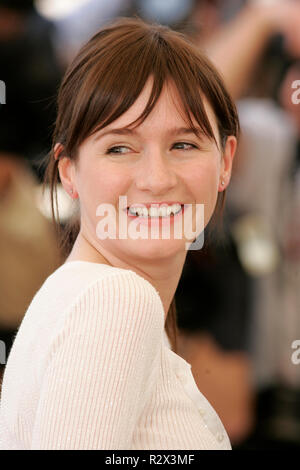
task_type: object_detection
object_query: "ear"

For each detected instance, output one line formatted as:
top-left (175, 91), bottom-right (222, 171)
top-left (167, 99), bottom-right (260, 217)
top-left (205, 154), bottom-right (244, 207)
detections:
top-left (55, 143), bottom-right (78, 199)
top-left (218, 135), bottom-right (237, 192)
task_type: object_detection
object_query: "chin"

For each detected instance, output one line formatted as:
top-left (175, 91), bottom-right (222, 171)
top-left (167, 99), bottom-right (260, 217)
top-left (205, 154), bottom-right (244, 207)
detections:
top-left (124, 237), bottom-right (187, 260)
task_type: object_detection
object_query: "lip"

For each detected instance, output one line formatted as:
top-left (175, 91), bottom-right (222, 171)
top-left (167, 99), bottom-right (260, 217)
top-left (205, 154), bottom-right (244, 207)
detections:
top-left (124, 201), bottom-right (184, 210)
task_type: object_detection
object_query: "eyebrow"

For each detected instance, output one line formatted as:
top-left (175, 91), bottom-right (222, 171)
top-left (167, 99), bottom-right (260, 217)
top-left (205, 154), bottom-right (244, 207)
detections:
top-left (93, 126), bottom-right (206, 141)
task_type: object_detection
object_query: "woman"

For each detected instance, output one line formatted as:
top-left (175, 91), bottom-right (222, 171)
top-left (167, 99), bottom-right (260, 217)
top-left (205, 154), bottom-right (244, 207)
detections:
top-left (0, 17), bottom-right (238, 450)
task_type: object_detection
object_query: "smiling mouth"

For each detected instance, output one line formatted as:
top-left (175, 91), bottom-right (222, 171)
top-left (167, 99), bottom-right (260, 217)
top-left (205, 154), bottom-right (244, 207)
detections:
top-left (126, 204), bottom-right (184, 218)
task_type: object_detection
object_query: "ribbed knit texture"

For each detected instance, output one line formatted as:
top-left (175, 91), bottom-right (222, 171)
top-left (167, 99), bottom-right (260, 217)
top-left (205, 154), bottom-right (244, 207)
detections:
top-left (0, 261), bottom-right (231, 450)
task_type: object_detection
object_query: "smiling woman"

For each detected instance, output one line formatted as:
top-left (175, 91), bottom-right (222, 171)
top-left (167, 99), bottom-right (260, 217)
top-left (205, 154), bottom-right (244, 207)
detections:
top-left (46, 16), bottom-right (239, 352)
top-left (0, 17), bottom-right (239, 450)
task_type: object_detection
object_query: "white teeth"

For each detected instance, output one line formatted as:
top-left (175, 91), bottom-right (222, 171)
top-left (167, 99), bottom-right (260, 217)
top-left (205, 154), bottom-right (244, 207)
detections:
top-left (149, 207), bottom-right (157, 217)
top-left (128, 203), bottom-right (182, 217)
top-left (161, 207), bottom-right (167, 217)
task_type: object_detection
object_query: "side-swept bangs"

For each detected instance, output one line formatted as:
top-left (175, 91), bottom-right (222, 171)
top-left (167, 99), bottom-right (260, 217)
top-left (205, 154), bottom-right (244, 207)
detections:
top-left (53, 16), bottom-right (239, 162)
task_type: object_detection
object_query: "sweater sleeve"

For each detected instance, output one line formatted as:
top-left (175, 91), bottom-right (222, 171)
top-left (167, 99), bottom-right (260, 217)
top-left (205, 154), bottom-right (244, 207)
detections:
top-left (31, 270), bottom-right (164, 450)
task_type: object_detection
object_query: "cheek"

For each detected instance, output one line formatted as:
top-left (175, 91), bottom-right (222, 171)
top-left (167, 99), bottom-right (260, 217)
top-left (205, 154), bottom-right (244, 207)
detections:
top-left (75, 161), bottom-right (129, 210)
top-left (186, 160), bottom-right (220, 221)
top-left (188, 159), bottom-right (220, 199)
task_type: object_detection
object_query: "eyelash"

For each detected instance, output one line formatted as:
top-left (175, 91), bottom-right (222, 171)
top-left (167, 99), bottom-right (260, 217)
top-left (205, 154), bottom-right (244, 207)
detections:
top-left (105, 142), bottom-right (198, 154)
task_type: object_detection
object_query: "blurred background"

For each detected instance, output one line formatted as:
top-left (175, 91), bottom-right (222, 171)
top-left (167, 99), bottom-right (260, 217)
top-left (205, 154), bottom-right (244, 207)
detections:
top-left (0, 0), bottom-right (299, 450)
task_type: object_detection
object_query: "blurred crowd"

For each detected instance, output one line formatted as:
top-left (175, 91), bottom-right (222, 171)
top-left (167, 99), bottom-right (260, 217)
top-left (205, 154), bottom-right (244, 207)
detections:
top-left (0, 0), bottom-right (299, 450)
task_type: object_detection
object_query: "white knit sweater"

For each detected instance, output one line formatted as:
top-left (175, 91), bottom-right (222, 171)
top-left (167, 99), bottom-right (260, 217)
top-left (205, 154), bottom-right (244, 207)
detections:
top-left (0, 261), bottom-right (231, 450)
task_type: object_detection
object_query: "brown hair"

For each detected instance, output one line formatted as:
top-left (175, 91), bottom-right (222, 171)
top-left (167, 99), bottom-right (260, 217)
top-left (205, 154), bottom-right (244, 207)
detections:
top-left (43, 16), bottom-right (240, 354)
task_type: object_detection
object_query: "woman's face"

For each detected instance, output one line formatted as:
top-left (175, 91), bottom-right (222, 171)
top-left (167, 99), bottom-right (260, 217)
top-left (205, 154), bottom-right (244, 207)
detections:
top-left (59, 78), bottom-right (236, 263)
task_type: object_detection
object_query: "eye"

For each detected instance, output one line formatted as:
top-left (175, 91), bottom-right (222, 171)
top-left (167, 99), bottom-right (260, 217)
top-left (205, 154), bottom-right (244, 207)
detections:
top-left (105, 145), bottom-right (131, 154)
top-left (172, 142), bottom-right (198, 151)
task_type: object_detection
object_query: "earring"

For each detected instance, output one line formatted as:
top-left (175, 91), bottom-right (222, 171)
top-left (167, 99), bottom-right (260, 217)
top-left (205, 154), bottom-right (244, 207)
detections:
top-left (221, 180), bottom-right (225, 186)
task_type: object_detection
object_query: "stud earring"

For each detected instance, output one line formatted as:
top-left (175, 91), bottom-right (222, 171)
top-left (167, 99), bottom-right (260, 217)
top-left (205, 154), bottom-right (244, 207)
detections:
top-left (221, 180), bottom-right (225, 186)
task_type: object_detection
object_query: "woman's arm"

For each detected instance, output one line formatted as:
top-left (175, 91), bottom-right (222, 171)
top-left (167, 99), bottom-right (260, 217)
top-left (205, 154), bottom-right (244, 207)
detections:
top-left (31, 271), bottom-right (164, 449)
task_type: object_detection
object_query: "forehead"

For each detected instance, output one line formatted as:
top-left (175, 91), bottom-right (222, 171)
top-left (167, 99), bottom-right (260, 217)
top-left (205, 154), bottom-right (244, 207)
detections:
top-left (104, 77), bottom-right (219, 135)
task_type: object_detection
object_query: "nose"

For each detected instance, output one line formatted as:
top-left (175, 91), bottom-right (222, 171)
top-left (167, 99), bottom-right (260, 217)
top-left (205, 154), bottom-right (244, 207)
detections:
top-left (134, 147), bottom-right (178, 195)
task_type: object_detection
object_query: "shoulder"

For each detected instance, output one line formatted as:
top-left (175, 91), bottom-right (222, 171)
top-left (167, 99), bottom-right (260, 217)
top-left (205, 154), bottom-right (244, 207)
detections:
top-left (42, 261), bottom-right (159, 309)
top-left (44, 263), bottom-right (165, 376)
top-left (53, 262), bottom-right (165, 332)
top-left (23, 261), bottom-right (164, 341)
